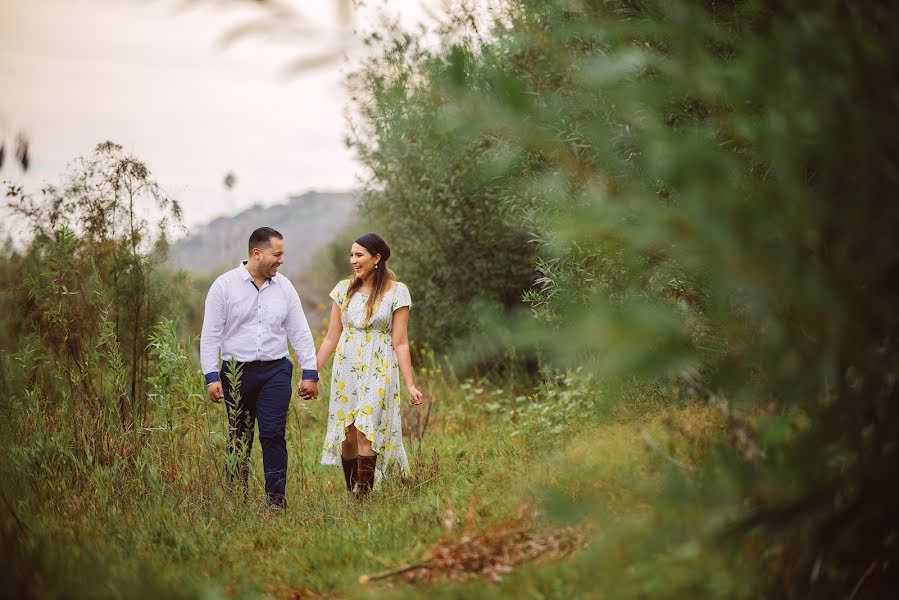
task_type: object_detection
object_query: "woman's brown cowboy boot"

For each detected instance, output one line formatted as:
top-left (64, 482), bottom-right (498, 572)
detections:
top-left (341, 456), bottom-right (358, 493)
top-left (356, 454), bottom-right (377, 497)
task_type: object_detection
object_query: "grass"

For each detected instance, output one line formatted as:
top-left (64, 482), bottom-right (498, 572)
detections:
top-left (1, 347), bottom-right (752, 599)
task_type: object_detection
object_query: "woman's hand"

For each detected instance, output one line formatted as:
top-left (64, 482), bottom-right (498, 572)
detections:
top-left (298, 380), bottom-right (319, 401)
top-left (407, 385), bottom-right (424, 406)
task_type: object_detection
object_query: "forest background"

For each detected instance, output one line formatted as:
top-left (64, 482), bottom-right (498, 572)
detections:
top-left (1, 1), bottom-right (897, 599)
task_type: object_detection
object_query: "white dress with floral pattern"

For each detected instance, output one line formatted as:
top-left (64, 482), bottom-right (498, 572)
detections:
top-left (320, 279), bottom-right (411, 481)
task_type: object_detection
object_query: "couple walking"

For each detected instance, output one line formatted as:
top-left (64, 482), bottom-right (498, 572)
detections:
top-left (200, 227), bottom-right (423, 508)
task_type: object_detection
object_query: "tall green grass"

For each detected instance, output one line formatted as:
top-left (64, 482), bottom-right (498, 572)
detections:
top-left (1, 330), bottom-right (732, 599)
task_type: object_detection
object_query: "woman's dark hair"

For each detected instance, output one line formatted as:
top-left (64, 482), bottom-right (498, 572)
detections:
top-left (344, 233), bottom-right (396, 321)
top-left (248, 227), bottom-right (283, 255)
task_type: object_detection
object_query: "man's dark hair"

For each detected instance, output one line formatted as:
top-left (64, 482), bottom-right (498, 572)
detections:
top-left (248, 227), bottom-right (283, 255)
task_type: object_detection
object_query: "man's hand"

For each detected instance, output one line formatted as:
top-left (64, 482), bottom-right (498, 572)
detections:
top-left (298, 380), bottom-right (319, 401)
top-left (208, 381), bottom-right (224, 403)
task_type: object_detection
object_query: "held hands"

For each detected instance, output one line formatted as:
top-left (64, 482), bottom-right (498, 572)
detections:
top-left (407, 384), bottom-right (424, 406)
top-left (210, 380), bottom-right (317, 402)
top-left (298, 380), bottom-right (319, 401)
top-left (208, 381), bottom-right (224, 403)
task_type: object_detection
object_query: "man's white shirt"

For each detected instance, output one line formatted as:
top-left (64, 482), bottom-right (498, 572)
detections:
top-left (200, 262), bottom-right (317, 384)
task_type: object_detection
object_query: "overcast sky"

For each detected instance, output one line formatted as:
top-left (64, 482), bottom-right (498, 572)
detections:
top-left (0, 0), bottom-right (449, 234)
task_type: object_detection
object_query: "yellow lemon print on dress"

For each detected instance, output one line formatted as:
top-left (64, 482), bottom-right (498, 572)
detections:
top-left (366, 332), bottom-right (372, 343)
top-left (362, 405), bottom-right (373, 415)
top-left (378, 388), bottom-right (385, 399)
top-left (357, 348), bottom-right (363, 357)
top-left (336, 410), bottom-right (345, 420)
top-left (379, 400), bottom-right (386, 410)
top-left (337, 381), bottom-right (346, 392)
top-left (362, 364), bottom-right (369, 373)
top-left (339, 395), bottom-right (348, 404)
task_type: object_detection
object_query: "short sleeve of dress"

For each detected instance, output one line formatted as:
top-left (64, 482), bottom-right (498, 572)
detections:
top-left (391, 282), bottom-right (411, 312)
top-left (329, 279), bottom-right (349, 305)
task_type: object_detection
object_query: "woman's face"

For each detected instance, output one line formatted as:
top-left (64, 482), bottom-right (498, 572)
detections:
top-left (350, 242), bottom-right (380, 281)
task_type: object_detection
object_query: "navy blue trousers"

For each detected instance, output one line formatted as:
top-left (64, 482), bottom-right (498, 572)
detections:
top-left (221, 357), bottom-right (293, 502)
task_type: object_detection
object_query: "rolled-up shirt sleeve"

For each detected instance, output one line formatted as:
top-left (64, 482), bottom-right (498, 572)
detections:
top-left (283, 279), bottom-right (318, 380)
top-left (200, 279), bottom-right (226, 385)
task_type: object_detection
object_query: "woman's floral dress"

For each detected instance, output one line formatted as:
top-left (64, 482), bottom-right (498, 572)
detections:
top-left (320, 279), bottom-right (411, 483)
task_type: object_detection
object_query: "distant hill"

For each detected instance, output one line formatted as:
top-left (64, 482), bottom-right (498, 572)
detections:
top-left (168, 191), bottom-right (358, 279)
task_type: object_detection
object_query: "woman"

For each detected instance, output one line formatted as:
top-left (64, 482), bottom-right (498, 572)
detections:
top-left (317, 233), bottom-right (424, 497)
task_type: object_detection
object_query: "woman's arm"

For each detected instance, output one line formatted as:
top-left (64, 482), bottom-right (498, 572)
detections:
top-left (316, 301), bottom-right (343, 372)
top-left (391, 306), bottom-right (423, 405)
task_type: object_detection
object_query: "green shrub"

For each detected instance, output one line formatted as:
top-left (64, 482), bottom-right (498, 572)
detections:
top-left (349, 25), bottom-right (539, 355)
top-left (351, 0), bottom-right (899, 595)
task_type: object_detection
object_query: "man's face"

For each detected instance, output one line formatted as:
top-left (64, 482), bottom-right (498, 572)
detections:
top-left (252, 237), bottom-right (285, 278)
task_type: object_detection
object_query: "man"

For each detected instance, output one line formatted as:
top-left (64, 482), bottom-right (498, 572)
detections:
top-left (200, 227), bottom-right (319, 509)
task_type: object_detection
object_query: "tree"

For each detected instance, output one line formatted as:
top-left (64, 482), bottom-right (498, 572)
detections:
top-left (7, 141), bottom-right (184, 429)
top-left (350, 1), bottom-right (899, 595)
top-left (348, 12), bottom-right (539, 356)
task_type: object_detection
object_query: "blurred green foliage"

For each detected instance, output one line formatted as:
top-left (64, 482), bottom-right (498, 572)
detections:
top-left (351, 0), bottom-right (899, 596)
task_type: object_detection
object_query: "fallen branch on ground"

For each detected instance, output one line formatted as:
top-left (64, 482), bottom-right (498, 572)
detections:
top-left (358, 512), bottom-right (590, 585)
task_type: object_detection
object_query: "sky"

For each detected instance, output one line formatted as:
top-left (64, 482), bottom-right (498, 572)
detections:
top-left (0, 0), bottom-right (450, 234)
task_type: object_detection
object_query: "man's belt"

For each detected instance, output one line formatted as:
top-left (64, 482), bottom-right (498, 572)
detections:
top-left (236, 358), bottom-right (286, 368)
